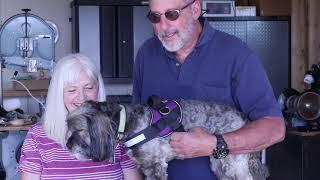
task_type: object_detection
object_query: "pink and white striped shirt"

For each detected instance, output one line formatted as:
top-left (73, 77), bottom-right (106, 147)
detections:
top-left (19, 123), bottom-right (136, 180)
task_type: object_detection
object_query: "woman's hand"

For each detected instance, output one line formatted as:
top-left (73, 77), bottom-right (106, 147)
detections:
top-left (20, 172), bottom-right (41, 180)
top-left (123, 168), bottom-right (144, 180)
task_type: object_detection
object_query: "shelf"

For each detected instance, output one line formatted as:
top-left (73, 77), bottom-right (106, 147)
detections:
top-left (3, 89), bottom-right (47, 97)
top-left (288, 130), bottom-right (320, 137)
top-left (206, 16), bottom-right (290, 21)
top-left (0, 125), bottom-right (31, 131)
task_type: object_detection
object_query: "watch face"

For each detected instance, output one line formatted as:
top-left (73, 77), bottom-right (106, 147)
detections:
top-left (213, 134), bottom-right (229, 159)
top-left (213, 148), bottom-right (229, 159)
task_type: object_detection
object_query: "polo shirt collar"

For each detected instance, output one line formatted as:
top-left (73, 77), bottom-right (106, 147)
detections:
top-left (196, 18), bottom-right (216, 48)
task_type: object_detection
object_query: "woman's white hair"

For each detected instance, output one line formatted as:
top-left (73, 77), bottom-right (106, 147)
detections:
top-left (43, 53), bottom-right (106, 145)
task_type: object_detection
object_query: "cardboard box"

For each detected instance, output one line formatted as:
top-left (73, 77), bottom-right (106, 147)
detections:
top-left (13, 79), bottom-right (50, 91)
top-left (249, 0), bottom-right (291, 16)
top-left (236, 6), bottom-right (256, 16)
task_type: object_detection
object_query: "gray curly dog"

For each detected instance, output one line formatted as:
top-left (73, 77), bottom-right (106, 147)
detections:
top-left (66, 99), bottom-right (268, 180)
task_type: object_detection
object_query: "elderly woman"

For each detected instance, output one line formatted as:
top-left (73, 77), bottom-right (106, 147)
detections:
top-left (19, 54), bottom-right (142, 180)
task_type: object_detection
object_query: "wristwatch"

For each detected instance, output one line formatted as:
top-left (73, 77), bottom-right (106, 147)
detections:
top-left (212, 134), bottom-right (229, 159)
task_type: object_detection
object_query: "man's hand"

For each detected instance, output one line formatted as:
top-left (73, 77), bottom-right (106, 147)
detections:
top-left (170, 127), bottom-right (216, 159)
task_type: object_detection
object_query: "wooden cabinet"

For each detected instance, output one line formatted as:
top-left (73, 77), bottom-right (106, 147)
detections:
top-left (267, 131), bottom-right (320, 180)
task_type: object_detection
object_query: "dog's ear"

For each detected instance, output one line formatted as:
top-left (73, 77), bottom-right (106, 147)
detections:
top-left (99, 102), bottom-right (122, 117)
top-left (87, 112), bottom-right (116, 162)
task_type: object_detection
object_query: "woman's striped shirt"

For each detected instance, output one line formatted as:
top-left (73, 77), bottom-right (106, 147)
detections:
top-left (19, 123), bottom-right (136, 180)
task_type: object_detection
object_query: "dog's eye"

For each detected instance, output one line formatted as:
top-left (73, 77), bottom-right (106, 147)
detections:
top-left (100, 104), bottom-right (108, 113)
top-left (70, 129), bottom-right (85, 134)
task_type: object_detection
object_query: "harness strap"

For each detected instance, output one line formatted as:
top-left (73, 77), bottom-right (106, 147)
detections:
top-left (124, 96), bottom-right (184, 148)
top-left (124, 105), bottom-right (182, 148)
top-left (124, 124), bottom-right (162, 148)
top-left (153, 107), bottom-right (181, 131)
top-left (147, 95), bottom-right (165, 111)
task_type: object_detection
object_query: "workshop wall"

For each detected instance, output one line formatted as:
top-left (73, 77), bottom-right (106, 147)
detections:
top-left (0, 0), bottom-right (72, 61)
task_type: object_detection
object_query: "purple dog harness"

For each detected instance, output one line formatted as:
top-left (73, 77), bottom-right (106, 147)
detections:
top-left (149, 99), bottom-right (182, 137)
top-left (124, 96), bottom-right (183, 148)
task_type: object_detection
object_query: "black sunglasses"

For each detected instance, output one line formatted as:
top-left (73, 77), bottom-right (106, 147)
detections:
top-left (147, 0), bottom-right (196, 24)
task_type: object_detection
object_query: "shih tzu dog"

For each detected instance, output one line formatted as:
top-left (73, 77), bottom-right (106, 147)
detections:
top-left (66, 98), bottom-right (268, 180)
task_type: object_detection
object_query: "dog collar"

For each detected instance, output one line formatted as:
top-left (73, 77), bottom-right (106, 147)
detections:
top-left (117, 104), bottom-right (126, 139)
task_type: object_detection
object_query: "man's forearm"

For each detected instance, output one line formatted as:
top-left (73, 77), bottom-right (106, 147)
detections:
top-left (170, 117), bottom-right (285, 158)
top-left (223, 117), bottom-right (285, 154)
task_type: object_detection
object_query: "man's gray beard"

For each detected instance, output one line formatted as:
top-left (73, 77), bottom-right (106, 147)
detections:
top-left (160, 33), bottom-right (185, 52)
top-left (157, 19), bottom-right (197, 52)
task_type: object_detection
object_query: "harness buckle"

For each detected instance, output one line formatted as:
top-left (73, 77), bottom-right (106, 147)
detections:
top-left (159, 107), bottom-right (170, 115)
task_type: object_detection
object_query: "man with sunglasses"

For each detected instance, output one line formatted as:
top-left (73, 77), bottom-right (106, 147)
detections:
top-left (132, 0), bottom-right (285, 179)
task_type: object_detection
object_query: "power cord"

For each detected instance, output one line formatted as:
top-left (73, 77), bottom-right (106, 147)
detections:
top-left (201, 9), bottom-right (208, 17)
top-left (10, 71), bottom-right (46, 110)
